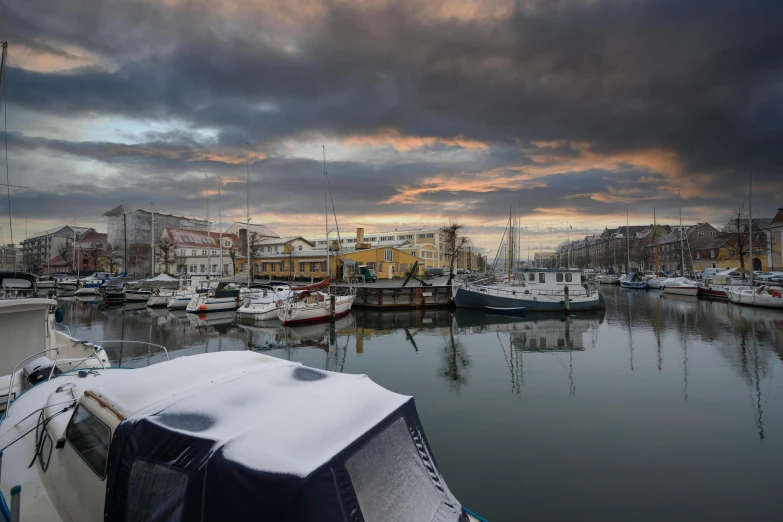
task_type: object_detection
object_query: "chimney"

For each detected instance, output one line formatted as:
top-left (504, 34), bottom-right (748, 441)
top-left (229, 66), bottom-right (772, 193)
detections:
top-left (356, 227), bottom-right (370, 250)
top-left (283, 243), bottom-right (291, 254)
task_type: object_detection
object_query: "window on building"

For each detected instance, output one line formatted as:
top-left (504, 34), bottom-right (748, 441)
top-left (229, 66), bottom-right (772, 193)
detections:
top-left (367, 237), bottom-right (377, 242)
top-left (710, 250), bottom-right (715, 258)
top-left (202, 239), bottom-right (210, 244)
top-left (66, 405), bottom-right (110, 478)
top-left (223, 264), bottom-right (229, 274)
top-left (200, 264), bottom-right (205, 272)
top-left (281, 262), bottom-right (287, 272)
top-left (191, 250), bottom-right (197, 256)
top-left (710, 231), bottom-right (716, 238)
top-left (529, 273), bottom-right (535, 282)
top-left (202, 250), bottom-right (207, 256)
top-left (298, 245), bottom-right (302, 251)
top-left (539, 273), bottom-right (545, 283)
top-left (384, 249), bottom-right (393, 262)
top-left (696, 252), bottom-right (701, 259)
top-left (774, 231), bottom-right (781, 243)
top-left (776, 252), bottom-right (781, 262)
top-left (556, 273), bottom-right (564, 282)
top-left (418, 234), bottom-right (426, 239)
top-left (299, 262), bottom-right (306, 273)
top-left (378, 262), bottom-right (383, 273)
top-left (310, 262), bottom-right (320, 272)
top-left (698, 231), bottom-right (704, 238)
top-left (566, 273), bottom-right (572, 282)
top-left (261, 263), bottom-right (267, 272)
top-left (275, 246), bottom-right (279, 253)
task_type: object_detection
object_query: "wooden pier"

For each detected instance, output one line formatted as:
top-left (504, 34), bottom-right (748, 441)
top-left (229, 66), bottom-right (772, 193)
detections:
top-left (332, 285), bottom-right (453, 310)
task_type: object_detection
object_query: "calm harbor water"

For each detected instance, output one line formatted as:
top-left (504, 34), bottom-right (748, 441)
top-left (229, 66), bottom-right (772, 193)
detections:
top-left (58, 285), bottom-right (783, 521)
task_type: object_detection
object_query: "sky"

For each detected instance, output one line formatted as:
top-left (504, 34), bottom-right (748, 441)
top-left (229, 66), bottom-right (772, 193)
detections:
top-left (1, 0), bottom-right (782, 255)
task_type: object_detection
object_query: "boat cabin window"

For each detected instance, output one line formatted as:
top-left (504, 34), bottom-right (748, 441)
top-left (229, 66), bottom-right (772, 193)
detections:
top-left (66, 405), bottom-right (111, 479)
top-left (556, 273), bottom-right (564, 282)
top-left (539, 273), bottom-right (545, 283)
top-left (39, 431), bottom-right (53, 471)
top-left (565, 273), bottom-right (573, 282)
top-left (125, 459), bottom-right (188, 522)
top-left (528, 273), bottom-right (535, 282)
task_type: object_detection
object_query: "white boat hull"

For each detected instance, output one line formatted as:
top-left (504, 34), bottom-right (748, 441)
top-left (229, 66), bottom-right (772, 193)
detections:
top-left (278, 295), bottom-right (355, 324)
top-left (729, 288), bottom-right (783, 308)
top-left (646, 278), bottom-right (663, 289)
top-left (167, 295), bottom-right (193, 309)
top-left (662, 286), bottom-right (699, 296)
top-left (146, 295), bottom-right (171, 307)
top-left (186, 295), bottom-right (241, 313)
top-left (237, 301), bottom-right (280, 321)
top-left (74, 286), bottom-right (99, 295)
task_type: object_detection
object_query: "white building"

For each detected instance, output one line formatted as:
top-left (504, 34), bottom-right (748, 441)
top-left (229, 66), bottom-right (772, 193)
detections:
top-left (104, 206), bottom-right (208, 275)
top-left (0, 244), bottom-right (21, 271)
top-left (157, 227), bottom-right (239, 276)
top-left (20, 225), bottom-right (91, 273)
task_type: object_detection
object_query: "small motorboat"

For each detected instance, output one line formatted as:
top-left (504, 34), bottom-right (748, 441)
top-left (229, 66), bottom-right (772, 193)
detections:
top-left (620, 272), bottom-right (648, 289)
top-left (277, 290), bottom-right (355, 325)
top-left (728, 285), bottom-right (783, 309)
top-left (661, 277), bottom-right (699, 296)
top-left (238, 279), bottom-right (328, 321)
top-left (186, 282), bottom-right (243, 313)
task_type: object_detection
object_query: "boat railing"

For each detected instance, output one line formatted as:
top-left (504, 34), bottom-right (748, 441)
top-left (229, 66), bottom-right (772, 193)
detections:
top-left (92, 340), bottom-right (169, 362)
top-left (464, 284), bottom-right (595, 298)
top-left (4, 348), bottom-right (61, 418)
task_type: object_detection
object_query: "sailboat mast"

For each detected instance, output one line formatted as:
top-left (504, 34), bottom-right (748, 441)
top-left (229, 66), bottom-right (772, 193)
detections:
top-left (507, 207), bottom-right (512, 281)
top-left (653, 207), bottom-right (659, 275)
top-left (246, 143), bottom-right (251, 288)
top-left (679, 208), bottom-right (685, 275)
top-left (205, 174), bottom-right (210, 277)
top-left (218, 177), bottom-right (223, 277)
top-left (323, 146), bottom-right (329, 280)
top-left (2, 42), bottom-right (12, 247)
top-left (749, 173), bottom-right (753, 296)
top-left (626, 205), bottom-right (630, 273)
top-left (150, 203), bottom-right (155, 275)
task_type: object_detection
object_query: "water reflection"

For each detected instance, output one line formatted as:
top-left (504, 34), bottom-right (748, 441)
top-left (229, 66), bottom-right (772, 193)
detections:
top-left (57, 288), bottom-right (783, 521)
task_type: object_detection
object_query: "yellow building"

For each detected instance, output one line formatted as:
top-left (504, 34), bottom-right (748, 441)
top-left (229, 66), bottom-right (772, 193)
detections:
top-left (343, 245), bottom-right (424, 279)
top-left (237, 244), bottom-right (331, 280)
top-left (400, 243), bottom-right (439, 270)
top-left (691, 238), bottom-right (770, 272)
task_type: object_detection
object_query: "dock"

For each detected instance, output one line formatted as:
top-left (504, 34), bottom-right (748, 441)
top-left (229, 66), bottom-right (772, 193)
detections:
top-left (332, 284), bottom-right (453, 310)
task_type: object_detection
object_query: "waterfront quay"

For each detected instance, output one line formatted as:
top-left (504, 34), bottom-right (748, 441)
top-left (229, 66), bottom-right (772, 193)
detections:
top-left (59, 285), bottom-right (783, 522)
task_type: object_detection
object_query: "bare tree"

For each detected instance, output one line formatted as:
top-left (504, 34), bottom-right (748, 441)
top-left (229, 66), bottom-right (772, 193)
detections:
top-left (88, 244), bottom-right (103, 271)
top-left (440, 222), bottom-right (468, 287)
top-left (127, 243), bottom-right (151, 275)
top-left (720, 205), bottom-right (768, 273)
top-left (227, 246), bottom-right (238, 274)
top-left (176, 250), bottom-right (188, 275)
top-left (156, 238), bottom-right (177, 274)
top-left (101, 244), bottom-right (121, 273)
top-left (248, 232), bottom-right (262, 259)
top-left (56, 243), bottom-right (74, 271)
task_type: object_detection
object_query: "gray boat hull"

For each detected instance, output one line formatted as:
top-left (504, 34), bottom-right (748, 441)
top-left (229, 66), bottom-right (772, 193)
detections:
top-left (453, 286), bottom-right (605, 312)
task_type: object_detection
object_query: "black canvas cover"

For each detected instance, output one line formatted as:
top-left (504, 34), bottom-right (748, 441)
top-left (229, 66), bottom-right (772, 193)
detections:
top-left (100, 352), bottom-right (466, 522)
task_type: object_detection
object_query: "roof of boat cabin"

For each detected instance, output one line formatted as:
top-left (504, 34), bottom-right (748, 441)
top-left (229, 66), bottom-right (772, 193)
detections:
top-left (85, 352), bottom-right (409, 429)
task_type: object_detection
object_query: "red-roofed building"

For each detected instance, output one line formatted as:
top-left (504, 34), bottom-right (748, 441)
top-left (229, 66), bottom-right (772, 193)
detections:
top-left (158, 227), bottom-right (240, 275)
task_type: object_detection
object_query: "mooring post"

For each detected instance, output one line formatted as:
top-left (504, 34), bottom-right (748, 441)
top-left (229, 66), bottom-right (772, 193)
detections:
top-left (10, 485), bottom-right (20, 522)
top-left (564, 285), bottom-right (571, 315)
top-left (330, 294), bottom-right (336, 320)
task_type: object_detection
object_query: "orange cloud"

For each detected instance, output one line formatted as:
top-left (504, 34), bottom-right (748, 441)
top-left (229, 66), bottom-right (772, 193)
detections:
top-left (343, 128), bottom-right (491, 152)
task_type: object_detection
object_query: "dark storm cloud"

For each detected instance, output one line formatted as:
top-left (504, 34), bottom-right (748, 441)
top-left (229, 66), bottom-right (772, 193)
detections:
top-left (2, 0), bottom-right (782, 236)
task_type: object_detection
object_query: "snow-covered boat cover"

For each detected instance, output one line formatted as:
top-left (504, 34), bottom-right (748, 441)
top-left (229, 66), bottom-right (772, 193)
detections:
top-left (100, 351), bottom-right (465, 521)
